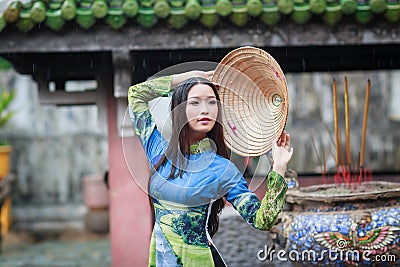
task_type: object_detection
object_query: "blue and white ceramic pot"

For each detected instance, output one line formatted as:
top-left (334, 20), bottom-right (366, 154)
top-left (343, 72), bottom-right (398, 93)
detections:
top-left (271, 181), bottom-right (400, 267)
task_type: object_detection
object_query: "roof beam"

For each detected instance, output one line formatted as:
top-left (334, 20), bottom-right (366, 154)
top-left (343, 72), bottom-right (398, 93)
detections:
top-left (0, 21), bottom-right (399, 53)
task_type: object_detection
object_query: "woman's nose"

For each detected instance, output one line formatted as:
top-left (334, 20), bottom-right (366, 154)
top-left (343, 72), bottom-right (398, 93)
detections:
top-left (200, 102), bottom-right (209, 114)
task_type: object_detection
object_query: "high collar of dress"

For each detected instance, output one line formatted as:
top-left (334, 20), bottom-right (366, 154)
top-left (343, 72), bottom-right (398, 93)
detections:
top-left (190, 138), bottom-right (212, 154)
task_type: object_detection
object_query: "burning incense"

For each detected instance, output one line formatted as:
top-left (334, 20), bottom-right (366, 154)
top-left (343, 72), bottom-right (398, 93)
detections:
top-left (344, 77), bottom-right (351, 167)
top-left (360, 79), bottom-right (370, 167)
top-left (333, 79), bottom-right (340, 166)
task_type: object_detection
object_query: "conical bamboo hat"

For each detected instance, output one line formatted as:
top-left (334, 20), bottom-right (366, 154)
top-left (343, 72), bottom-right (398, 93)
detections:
top-left (211, 46), bottom-right (289, 157)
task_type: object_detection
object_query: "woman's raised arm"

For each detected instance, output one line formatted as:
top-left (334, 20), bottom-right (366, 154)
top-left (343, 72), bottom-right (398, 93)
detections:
top-left (128, 76), bottom-right (173, 146)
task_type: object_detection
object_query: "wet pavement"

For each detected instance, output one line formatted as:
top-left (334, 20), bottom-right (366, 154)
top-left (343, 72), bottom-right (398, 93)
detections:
top-left (0, 232), bottom-right (111, 267)
top-left (214, 206), bottom-right (293, 267)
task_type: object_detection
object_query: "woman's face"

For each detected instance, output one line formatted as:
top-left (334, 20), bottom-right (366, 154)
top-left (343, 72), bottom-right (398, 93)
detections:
top-left (185, 83), bottom-right (218, 138)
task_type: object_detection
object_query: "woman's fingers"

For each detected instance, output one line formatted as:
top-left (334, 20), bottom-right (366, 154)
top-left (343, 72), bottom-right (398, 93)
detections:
top-left (285, 133), bottom-right (290, 146)
top-left (276, 131), bottom-right (292, 152)
top-left (277, 131), bottom-right (289, 147)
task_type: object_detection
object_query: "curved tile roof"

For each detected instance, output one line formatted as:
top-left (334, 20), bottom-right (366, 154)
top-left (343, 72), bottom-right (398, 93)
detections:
top-left (0, 0), bottom-right (399, 33)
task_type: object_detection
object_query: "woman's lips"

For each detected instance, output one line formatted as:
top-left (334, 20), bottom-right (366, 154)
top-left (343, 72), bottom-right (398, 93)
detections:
top-left (198, 117), bottom-right (211, 121)
top-left (198, 117), bottom-right (211, 124)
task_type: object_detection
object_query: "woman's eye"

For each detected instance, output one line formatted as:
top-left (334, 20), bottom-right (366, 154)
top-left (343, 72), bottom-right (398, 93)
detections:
top-left (209, 100), bottom-right (217, 105)
top-left (189, 101), bottom-right (199, 105)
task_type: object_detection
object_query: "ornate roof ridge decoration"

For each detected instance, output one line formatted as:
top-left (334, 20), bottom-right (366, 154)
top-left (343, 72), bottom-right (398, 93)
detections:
top-left (0, 0), bottom-right (399, 32)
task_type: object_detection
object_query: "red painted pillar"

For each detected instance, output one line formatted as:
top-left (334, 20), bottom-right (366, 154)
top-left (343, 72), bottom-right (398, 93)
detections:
top-left (108, 95), bottom-right (152, 267)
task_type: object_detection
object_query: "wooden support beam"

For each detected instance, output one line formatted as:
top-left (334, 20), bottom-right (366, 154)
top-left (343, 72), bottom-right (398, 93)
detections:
top-left (36, 72), bottom-right (100, 106)
top-left (38, 89), bottom-right (99, 106)
top-left (112, 49), bottom-right (132, 98)
top-left (35, 70), bottom-right (109, 134)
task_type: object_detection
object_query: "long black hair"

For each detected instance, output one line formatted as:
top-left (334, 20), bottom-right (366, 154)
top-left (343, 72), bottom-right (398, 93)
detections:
top-left (151, 77), bottom-right (228, 238)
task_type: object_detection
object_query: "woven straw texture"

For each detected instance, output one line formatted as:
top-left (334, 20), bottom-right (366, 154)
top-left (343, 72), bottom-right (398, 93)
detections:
top-left (212, 46), bottom-right (289, 157)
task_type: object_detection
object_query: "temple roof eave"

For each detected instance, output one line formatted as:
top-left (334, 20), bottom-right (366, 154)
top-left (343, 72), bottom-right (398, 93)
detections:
top-left (0, 20), bottom-right (399, 54)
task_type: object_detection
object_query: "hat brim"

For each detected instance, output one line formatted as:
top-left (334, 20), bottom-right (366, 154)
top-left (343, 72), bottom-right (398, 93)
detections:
top-left (211, 46), bottom-right (289, 157)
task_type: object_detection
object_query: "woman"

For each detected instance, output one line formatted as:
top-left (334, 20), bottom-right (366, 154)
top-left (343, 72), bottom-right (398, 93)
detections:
top-left (128, 70), bottom-right (293, 267)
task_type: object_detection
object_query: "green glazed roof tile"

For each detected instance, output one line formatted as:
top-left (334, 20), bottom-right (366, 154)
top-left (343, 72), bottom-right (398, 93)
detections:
top-left (169, 0), bottom-right (184, 7)
top-left (369, 0), bottom-right (387, 13)
top-left (385, 2), bottom-right (400, 21)
top-left (137, 6), bottom-right (157, 27)
top-left (261, 4), bottom-right (281, 25)
top-left (0, 0), bottom-right (399, 32)
top-left (185, 0), bottom-right (202, 19)
top-left (16, 9), bottom-right (35, 32)
top-left (92, 0), bottom-right (109, 18)
top-left (106, 7), bottom-right (126, 29)
top-left (278, 0), bottom-right (294, 14)
top-left (122, 0), bottom-right (139, 17)
top-left (50, 1), bottom-right (63, 9)
top-left (340, 0), bottom-right (357, 14)
top-left (30, 1), bottom-right (47, 23)
top-left (291, 3), bottom-right (311, 24)
top-left (75, 6), bottom-right (95, 29)
top-left (45, 8), bottom-right (65, 31)
top-left (247, 0), bottom-right (263, 16)
top-left (154, 0), bottom-right (170, 18)
top-left (215, 0), bottom-right (232, 16)
top-left (169, 8), bottom-right (188, 28)
top-left (310, 0), bottom-right (327, 14)
top-left (323, 2), bottom-right (343, 25)
top-left (200, 12), bottom-right (219, 27)
top-left (61, 0), bottom-right (77, 20)
top-left (3, 1), bottom-right (21, 23)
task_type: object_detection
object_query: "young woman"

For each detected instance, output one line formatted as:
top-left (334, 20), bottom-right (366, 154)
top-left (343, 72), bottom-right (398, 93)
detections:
top-left (128, 70), bottom-right (293, 267)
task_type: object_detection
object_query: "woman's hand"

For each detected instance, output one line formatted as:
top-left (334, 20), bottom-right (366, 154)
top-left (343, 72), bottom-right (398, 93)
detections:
top-left (171, 70), bottom-right (214, 87)
top-left (272, 131), bottom-right (294, 177)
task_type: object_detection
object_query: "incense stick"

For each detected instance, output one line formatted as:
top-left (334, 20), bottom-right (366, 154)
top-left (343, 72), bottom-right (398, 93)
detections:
top-left (360, 79), bottom-right (370, 167)
top-left (344, 76), bottom-right (351, 167)
top-left (332, 79), bottom-right (340, 167)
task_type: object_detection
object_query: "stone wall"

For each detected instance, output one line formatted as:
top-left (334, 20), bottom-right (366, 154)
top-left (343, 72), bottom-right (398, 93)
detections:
top-left (282, 70), bottom-right (400, 174)
top-left (1, 70), bottom-right (108, 205)
top-left (1, 69), bottom-right (108, 233)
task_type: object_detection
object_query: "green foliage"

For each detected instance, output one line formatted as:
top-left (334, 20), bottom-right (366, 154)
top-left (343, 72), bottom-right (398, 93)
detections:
top-left (0, 89), bottom-right (15, 129)
top-left (171, 213), bottom-right (208, 247)
top-left (0, 57), bottom-right (12, 70)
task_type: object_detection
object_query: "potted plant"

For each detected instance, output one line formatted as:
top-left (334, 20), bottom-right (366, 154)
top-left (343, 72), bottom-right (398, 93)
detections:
top-left (0, 88), bottom-right (15, 178)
